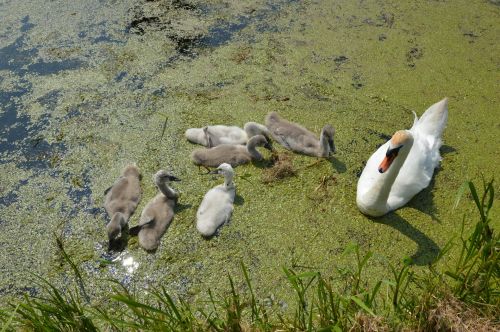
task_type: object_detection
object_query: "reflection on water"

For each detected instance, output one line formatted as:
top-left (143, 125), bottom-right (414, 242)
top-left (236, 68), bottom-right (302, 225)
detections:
top-left (112, 252), bottom-right (139, 274)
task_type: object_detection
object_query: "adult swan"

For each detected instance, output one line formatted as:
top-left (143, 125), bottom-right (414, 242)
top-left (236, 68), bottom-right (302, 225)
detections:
top-left (356, 98), bottom-right (448, 217)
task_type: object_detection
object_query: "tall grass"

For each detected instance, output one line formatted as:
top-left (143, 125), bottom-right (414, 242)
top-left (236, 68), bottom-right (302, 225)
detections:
top-left (447, 179), bottom-right (499, 308)
top-left (1, 179), bottom-right (497, 331)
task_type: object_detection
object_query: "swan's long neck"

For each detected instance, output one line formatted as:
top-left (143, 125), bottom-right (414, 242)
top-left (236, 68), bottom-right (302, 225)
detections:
top-left (365, 142), bottom-right (413, 213)
top-left (318, 129), bottom-right (330, 157)
top-left (157, 181), bottom-right (178, 199)
top-left (247, 139), bottom-right (263, 160)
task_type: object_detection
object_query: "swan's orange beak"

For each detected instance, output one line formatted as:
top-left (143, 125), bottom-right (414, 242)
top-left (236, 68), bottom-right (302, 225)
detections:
top-left (378, 145), bottom-right (402, 173)
top-left (378, 154), bottom-right (396, 173)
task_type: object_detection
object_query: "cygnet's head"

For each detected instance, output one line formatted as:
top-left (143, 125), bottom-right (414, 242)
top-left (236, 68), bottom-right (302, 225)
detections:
top-left (266, 111), bottom-right (280, 122)
top-left (378, 130), bottom-right (414, 173)
top-left (153, 170), bottom-right (181, 186)
top-left (107, 213), bottom-right (125, 241)
top-left (249, 135), bottom-right (273, 151)
top-left (210, 163), bottom-right (234, 178)
top-left (323, 125), bottom-right (336, 154)
top-left (122, 164), bottom-right (140, 177)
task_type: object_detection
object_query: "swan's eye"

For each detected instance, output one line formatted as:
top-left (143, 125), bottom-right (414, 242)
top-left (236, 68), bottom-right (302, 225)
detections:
top-left (378, 145), bottom-right (403, 173)
top-left (386, 145), bottom-right (402, 158)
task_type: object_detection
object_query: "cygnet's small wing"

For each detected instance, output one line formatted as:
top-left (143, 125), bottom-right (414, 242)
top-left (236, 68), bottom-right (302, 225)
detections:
top-left (185, 128), bottom-right (208, 146)
top-left (196, 186), bottom-right (234, 236)
top-left (207, 125), bottom-right (247, 145)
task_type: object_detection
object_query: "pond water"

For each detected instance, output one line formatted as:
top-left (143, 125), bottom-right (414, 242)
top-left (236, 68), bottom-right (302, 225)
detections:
top-left (0, 0), bottom-right (498, 305)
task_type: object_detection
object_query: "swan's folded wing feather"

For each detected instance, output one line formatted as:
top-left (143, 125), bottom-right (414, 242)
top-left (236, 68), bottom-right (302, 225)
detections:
top-left (388, 136), bottom-right (436, 209)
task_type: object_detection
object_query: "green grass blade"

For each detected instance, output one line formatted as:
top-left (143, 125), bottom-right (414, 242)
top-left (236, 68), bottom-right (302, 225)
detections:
top-left (349, 296), bottom-right (375, 317)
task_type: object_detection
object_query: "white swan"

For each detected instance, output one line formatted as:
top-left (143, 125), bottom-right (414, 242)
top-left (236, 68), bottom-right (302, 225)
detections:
top-left (356, 98), bottom-right (448, 217)
top-left (130, 171), bottom-right (180, 251)
top-left (196, 163), bottom-right (235, 237)
top-left (185, 122), bottom-right (270, 147)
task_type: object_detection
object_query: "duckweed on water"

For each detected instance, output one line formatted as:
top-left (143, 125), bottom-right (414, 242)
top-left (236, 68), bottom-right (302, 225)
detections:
top-left (0, 0), bottom-right (498, 317)
top-left (1, 180), bottom-right (498, 330)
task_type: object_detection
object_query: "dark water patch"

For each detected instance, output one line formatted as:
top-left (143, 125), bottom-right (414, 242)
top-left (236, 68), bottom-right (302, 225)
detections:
top-left (0, 284), bottom-right (39, 297)
top-left (0, 16), bottom-right (83, 173)
top-left (334, 55), bottom-right (349, 65)
top-left (0, 191), bottom-right (18, 207)
top-left (37, 90), bottom-right (61, 109)
top-left (126, 75), bottom-right (145, 90)
top-left (201, 0), bottom-right (300, 48)
top-left (0, 87), bottom-right (30, 136)
top-left (152, 86), bottom-right (166, 96)
top-left (127, 16), bottom-right (161, 35)
top-left (20, 16), bottom-right (35, 33)
top-left (199, 19), bottom-right (250, 49)
top-left (92, 32), bottom-right (124, 44)
top-left (115, 71), bottom-right (127, 82)
top-left (0, 16), bottom-right (83, 75)
top-left (28, 59), bottom-right (83, 76)
top-left (65, 167), bottom-right (100, 217)
top-left (171, 0), bottom-right (196, 10)
top-left (0, 92), bottom-right (67, 171)
top-left (0, 179), bottom-right (29, 207)
top-left (367, 128), bottom-right (391, 142)
top-left (351, 73), bottom-right (364, 89)
top-left (0, 16), bottom-right (82, 76)
top-left (0, 35), bottom-right (37, 72)
top-left (406, 44), bottom-right (423, 68)
top-left (128, 0), bottom-right (300, 64)
top-left (171, 35), bottom-right (200, 56)
top-left (363, 11), bottom-right (395, 28)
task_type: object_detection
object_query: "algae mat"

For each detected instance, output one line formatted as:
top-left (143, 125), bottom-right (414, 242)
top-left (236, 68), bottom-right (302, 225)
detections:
top-left (0, 0), bottom-right (498, 305)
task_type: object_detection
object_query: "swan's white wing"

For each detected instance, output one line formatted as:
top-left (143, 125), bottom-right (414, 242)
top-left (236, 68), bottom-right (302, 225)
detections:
top-left (413, 98), bottom-right (448, 141)
top-left (388, 100), bottom-right (447, 209)
top-left (388, 135), bottom-right (436, 209)
top-left (357, 141), bottom-right (390, 198)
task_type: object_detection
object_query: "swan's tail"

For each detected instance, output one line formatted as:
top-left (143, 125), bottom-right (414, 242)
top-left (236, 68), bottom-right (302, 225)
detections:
top-left (414, 98), bottom-right (448, 140)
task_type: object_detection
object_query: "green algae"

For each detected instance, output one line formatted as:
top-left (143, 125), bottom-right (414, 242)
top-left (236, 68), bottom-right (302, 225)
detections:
top-left (0, 0), bottom-right (498, 309)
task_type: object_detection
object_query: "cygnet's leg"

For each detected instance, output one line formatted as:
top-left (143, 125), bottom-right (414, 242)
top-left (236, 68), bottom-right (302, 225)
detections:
top-left (197, 165), bottom-right (212, 174)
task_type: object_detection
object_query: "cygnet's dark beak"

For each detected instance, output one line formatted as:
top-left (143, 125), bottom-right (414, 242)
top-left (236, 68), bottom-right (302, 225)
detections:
top-left (329, 138), bottom-right (336, 154)
top-left (159, 173), bottom-right (181, 181)
top-left (167, 175), bottom-right (181, 182)
top-left (264, 141), bottom-right (274, 151)
top-left (208, 169), bottom-right (220, 175)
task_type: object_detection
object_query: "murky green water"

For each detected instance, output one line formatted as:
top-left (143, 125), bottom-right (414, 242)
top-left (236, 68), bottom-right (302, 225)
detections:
top-left (0, 0), bottom-right (498, 306)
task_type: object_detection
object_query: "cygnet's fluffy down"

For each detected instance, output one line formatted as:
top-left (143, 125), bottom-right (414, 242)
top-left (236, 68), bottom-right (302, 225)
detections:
top-left (104, 164), bottom-right (141, 245)
top-left (130, 170), bottom-right (180, 251)
top-left (196, 163), bottom-right (235, 237)
top-left (265, 112), bottom-right (335, 157)
top-left (191, 135), bottom-right (272, 167)
top-left (185, 122), bottom-right (269, 147)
